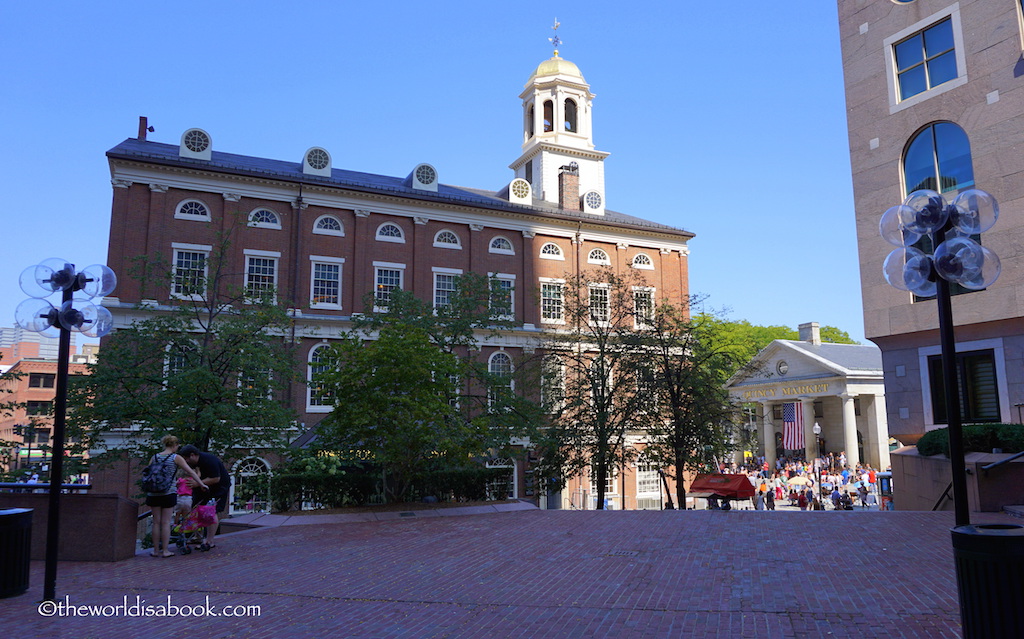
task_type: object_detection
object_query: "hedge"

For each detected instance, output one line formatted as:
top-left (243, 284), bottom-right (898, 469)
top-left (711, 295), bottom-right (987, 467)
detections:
top-left (916, 423), bottom-right (1024, 457)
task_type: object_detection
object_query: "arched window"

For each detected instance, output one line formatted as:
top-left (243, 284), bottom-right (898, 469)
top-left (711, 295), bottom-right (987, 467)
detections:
top-left (527, 104), bottom-right (535, 138)
top-left (632, 253), bottom-right (654, 270)
top-left (540, 242), bottom-right (564, 260)
top-left (176, 199), bottom-right (210, 221)
top-left (543, 100), bottom-right (554, 132)
top-left (376, 223), bottom-right (405, 243)
top-left (488, 351), bottom-right (514, 406)
top-left (903, 122), bottom-right (974, 195)
top-left (433, 229), bottom-right (461, 248)
top-left (307, 344), bottom-right (333, 409)
top-left (587, 248), bottom-right (610, 265)
top-left (564, 98), bottom-right (577, 133)
top-left (313, 215), bottom-right (344, 236)
top-left (231, 457), bottom-right (271, 514)
top-left (490, 236), bottom-right (514, 255)
top-left (249, 208), bottom-right (281, 229)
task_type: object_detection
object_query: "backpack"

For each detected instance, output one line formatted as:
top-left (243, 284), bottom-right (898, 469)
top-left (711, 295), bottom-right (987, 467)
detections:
top-left (141, 453), bottom-right (176, 493)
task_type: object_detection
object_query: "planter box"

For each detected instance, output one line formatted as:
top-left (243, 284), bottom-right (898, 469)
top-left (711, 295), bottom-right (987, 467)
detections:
top-left (0, 493), bottom-right (139, 561)
top-left (890, 447), bottom-right (1024, 512)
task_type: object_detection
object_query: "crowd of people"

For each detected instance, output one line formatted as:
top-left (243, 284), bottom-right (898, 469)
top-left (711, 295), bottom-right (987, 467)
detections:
top-left (712, 453), bottom-right (887, 512)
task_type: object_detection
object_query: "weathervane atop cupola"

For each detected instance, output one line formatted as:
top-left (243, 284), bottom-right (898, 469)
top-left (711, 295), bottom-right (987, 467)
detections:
top-left (548, 18), bottom-right (561, 57)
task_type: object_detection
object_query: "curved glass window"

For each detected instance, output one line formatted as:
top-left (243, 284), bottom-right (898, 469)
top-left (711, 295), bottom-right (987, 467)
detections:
top-left (564, 99), bottom-right (577, 132)
top-left (903, 122), bottom-right (974, 195)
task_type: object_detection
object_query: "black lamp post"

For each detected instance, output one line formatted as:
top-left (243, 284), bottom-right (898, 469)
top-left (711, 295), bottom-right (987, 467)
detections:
top-left (15, 258), bottom-right (116, 602)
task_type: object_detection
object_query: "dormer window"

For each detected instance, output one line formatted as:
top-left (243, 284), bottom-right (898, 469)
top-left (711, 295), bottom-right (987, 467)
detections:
top-left (564, 99), bottom-right (577, 133)
top-left (540, 242), bottom-right (564, 260)
top-left (313, 215), bottom-right (344, 236)
top-left (434, 229), bottom-right (461, 249)
top-left (376, 223), bottom-right (405, 243)
top-left (249, 209), bottom-right (281, 230)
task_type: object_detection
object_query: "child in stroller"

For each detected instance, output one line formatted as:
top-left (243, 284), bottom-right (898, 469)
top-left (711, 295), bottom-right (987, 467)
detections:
top-left (171, 477), bottom-right (204, 554)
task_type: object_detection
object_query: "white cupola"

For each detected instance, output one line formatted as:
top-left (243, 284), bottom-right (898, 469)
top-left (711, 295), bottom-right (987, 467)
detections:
top-left (509, 50), bottom-right (609, 214)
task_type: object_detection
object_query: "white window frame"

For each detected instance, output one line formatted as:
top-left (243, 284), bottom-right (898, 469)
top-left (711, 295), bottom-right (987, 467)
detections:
top-left (433, 229), bottom-right (462, 249)
top-left (376, 223), bottom-right (405, 243)
top-left (539, 242), bottom-right (565, 260)
top-left (307, 342), bottom-right (333, 412)
top-left (588, 283), bottom-right (611, 326)
top-left (243, 249), bottom-right (281, 303)
top-left (883, 4), bottom-right (968, 114)
top-left (631, 253), bottom-right (654, 270)
top-left (918, 337), bottom-right (1010, 430)
top-left (633, 286), bottom-right (655, 329)
top-left (373, 261), bottom-right (405, 311)
top-left (248, 208), bottom-right (282, 230)
top-left (312, 215), bottom-right (345, 237)
top-left (174, 199), bottom-right (211, 222)
top-left (488, 351), bottom-right (515, 407)
top-left (539, 277), bottom-right (565, 324)
top-left (432, 267), bottom-right (463, 309)
top-left (587, 248), bottom-right (611, 265)
top-left (309, 255), bottom-right (345, 310)
top-left (489, 272), bottom-right (516, 320)
top-left (489, 236), bottom-right (515, 255)
top-left (171, 242), bottom-right (211, 301)
top-left (541, 354), bottom-right (565, 412)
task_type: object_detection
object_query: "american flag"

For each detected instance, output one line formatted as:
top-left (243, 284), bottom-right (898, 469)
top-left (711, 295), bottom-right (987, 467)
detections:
top-left (783, 402), bottom-right (804, 450)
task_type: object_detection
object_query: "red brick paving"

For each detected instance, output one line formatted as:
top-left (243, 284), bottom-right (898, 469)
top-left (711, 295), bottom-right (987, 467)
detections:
top-left (0, 509), bottom-right (1017, 638)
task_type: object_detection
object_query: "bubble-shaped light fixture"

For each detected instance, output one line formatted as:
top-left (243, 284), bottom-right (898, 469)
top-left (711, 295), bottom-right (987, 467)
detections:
top-left (19, 258), bottom-right (75, 298)
top-left (15, 298), bottom-right (59, 334)
top-left (950, 189), bottom-right (999, 236)
top-left (933, 236), bottom-right (1001, 290)
top-left (880, 205), bottom-right (923, 247)
top-left (77, 264), bottom-right (118, 299)
top-left (903, 189), bottom-right (949, 235)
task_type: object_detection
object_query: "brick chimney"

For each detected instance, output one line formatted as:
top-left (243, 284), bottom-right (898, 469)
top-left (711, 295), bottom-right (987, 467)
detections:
top-left (798, 322), bottom-right (821, 346)
top-left (558, 163), bottom-right (580, 211)
top-left (137, 116), bottom-right (153, 141)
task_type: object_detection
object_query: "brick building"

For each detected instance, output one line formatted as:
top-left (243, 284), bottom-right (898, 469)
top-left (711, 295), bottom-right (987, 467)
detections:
top-left (99, 51), bottom-right (694, 510)
top-left (837, 1), bottom-right (1024, 445)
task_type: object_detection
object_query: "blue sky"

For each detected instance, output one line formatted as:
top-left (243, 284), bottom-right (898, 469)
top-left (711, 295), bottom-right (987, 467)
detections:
top-left (0, 1), bottom-right (865, 343)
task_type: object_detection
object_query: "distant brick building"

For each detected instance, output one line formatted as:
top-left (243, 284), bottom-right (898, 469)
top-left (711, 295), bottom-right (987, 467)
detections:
top-left (100, 51), bottom-right (693, 510)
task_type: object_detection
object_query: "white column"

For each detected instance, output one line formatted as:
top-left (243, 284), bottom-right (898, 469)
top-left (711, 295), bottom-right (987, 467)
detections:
top-left (841, 394), bottom-right (860, 469)
top-left (868, 394), bottom-right (891, 470)
top-left (801, 399), bottom-right (815, 462)
top-left (761, 402), bottom-right (776, 470)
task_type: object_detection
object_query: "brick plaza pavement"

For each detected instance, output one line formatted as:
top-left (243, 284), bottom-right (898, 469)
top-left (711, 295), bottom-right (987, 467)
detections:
top-left (0, 508), bottom-right (1017, 638)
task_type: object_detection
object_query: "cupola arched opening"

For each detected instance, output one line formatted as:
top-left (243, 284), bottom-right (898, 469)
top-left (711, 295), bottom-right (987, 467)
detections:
top-left (564, 99), bottom-right (577, 133)
top-left (543, 100), bottom-right (554, 133)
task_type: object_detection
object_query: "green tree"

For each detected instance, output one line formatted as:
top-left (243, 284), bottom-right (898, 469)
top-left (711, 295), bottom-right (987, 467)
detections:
top-left (0, 356), bottom-right (25, 476)
top-left (695, 315), bottom-right (858, 373)
top-left (67, 236), bottom-right (299, 460)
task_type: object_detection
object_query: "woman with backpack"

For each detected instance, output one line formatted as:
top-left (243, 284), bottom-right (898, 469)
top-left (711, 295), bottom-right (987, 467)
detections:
top-left (144, 435), bottom-right (207, 558)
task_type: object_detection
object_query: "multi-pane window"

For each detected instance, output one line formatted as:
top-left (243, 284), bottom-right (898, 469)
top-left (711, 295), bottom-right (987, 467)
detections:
top-left (434, 273), bottom-right (457, 309)
top-left (540, 242), bottom-right (564, 259)
top-left (928, 349), bottom-right (1000, 424)
top-left (903, 122), bottom-right (973, 194)
top-left (634, 288), bottom-right (654, 328)
top-left (308, 345), bottom-right (332, 408)
top-left (540, 281), bottom-right (564, 322)
top-left (588, 248), bottom-right (610, 265)
top-left (490, 236), bottom-right (514, 254)
top-left (26, 400), bottom-right (52, 415)
top-left (589, 285), bottom-right (609, 324)
top-left (632, 253), bottom-right (653, 269)
top-left (490, 276), bottom-right (514, 318)
top-left (28, 373), bottom-right (56, 388)
top-left (165, 345), bottom-right (193, 378)
top-left (894, 18), bottom-right (957, 101)
top-left (249, 209), bottom-right (281, 229)
top-left (375, 266), bottom-right (403, 308)
top-left (541, 355), bottom-right (564, 412)
top-left (246, 256), bottom-right (277, 300)
top-left (488, 352), bottom-right (514, 406)
top-left (636, 461), bottom-right (660, 495)
top-left (376, 223), bottom-right (404, 242)
top-left (434, 230), bottom-right (460, 248)
top-left (310, 260), bottom-right (342, 308)
top-left (176, 200), bottom-right (210, 220)
top-left (313, 215), bottom-right (344, 236)
top-left (590, 464), bottom-right (617, 496)
top-left (172, 246), bottom-right (208, 298)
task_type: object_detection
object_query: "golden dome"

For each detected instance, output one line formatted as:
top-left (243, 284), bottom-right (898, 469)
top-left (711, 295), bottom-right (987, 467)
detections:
top-left (528, 55), bottom-right (585, 83)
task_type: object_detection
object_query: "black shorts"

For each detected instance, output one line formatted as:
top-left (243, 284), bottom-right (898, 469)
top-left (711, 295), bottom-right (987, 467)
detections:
top-left (145, 493), bottom-right (177, 509)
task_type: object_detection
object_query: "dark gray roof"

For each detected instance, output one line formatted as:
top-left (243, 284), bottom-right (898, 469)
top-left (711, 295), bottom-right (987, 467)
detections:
top-left (107, 138), bottom-right (693, 239)
top-left (783, 341), bottom-right (882, 372)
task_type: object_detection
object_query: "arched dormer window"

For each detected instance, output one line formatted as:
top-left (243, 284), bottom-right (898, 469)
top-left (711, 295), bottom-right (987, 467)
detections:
top-left (564, 98), bottom-right (577, 133)
top-left (433, 229), bottom-right (461, 249)
top-left (249, 208), bottom-right (281, 230)
top-left (632, 253), bottom-right (654, 270)
top-left (540, 242), bottom-right (564, 260)
top-left (902, 121), bottom-right (974, 195)
top-left (376, 223), bottom-right (405, 243)
top-left (587, 248), bottom-right (610, 265)
top-left (543, 100), bottom-right (554, 133)
top-left (490, 236), bottom-right (514, 255)
top-left (313, 215), bottom-right (344, 236)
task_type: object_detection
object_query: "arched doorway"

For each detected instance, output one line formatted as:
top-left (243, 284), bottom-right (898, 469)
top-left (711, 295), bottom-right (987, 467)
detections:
top-left (232, 457), bottom-right (272, 514)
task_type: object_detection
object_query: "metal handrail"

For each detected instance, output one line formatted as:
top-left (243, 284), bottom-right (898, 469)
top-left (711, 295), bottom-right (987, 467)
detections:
top-left (981, 450), bottom-right (1024, 473)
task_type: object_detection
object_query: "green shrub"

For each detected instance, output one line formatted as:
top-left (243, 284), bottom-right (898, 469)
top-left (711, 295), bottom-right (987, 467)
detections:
top-left (917, 423), bottom-right (1024, 457)
top-left (413, 467), bottom-right (512, 502)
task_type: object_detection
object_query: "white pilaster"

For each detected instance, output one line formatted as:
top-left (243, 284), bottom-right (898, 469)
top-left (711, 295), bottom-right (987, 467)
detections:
top-left (801, 399), bottom-right (815, 462)
top-left (841, 394), bottom-right (860, 469)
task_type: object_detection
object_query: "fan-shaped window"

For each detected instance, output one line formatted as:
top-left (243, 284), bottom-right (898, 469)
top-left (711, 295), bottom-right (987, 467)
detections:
top-left (632, 253), bottom-right (654, 270)
top-left (564, 99), bottom-right (577, 133)
top-left (902, 122), bottom-right (974, 195)
top-left (540, 242), bottom-right (564, 260)
top-left (308, 344), bottom-right (333, 410)
top-left (376, 223), bottom-right (405, 243)
top-left (249, 209), bottom-right (281, 230)
top-left (175, 199), bottom-right (210, 221)
top-left (313, 215), bottom-right (344, 237)
top-left (434, 229), bottom-right (461, 249)
top-left (543, 100), bottom-right (554, 133)
top-left (587, 248), bottom-right (610, 265)
top-left (490, 236), bottom-right (514, 255)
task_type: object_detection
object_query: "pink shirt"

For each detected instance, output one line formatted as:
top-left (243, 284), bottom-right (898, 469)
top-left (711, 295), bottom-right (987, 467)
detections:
top-left (177, 477), bottom-right (192, 496)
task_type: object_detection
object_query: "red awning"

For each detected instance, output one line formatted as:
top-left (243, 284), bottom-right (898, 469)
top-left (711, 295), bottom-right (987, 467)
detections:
top-left (688, 474), bottom-right (756, 499)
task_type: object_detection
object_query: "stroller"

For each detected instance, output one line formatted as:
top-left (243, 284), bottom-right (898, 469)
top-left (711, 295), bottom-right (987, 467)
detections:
top-left (172, 503), bottom-right (215, 554)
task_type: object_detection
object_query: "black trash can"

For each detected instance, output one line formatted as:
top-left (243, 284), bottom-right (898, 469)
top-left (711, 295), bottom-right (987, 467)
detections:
top-left (0, 508), bottom-right (33, 598)
top-left (951, 523), bottom-right (1024, 639)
